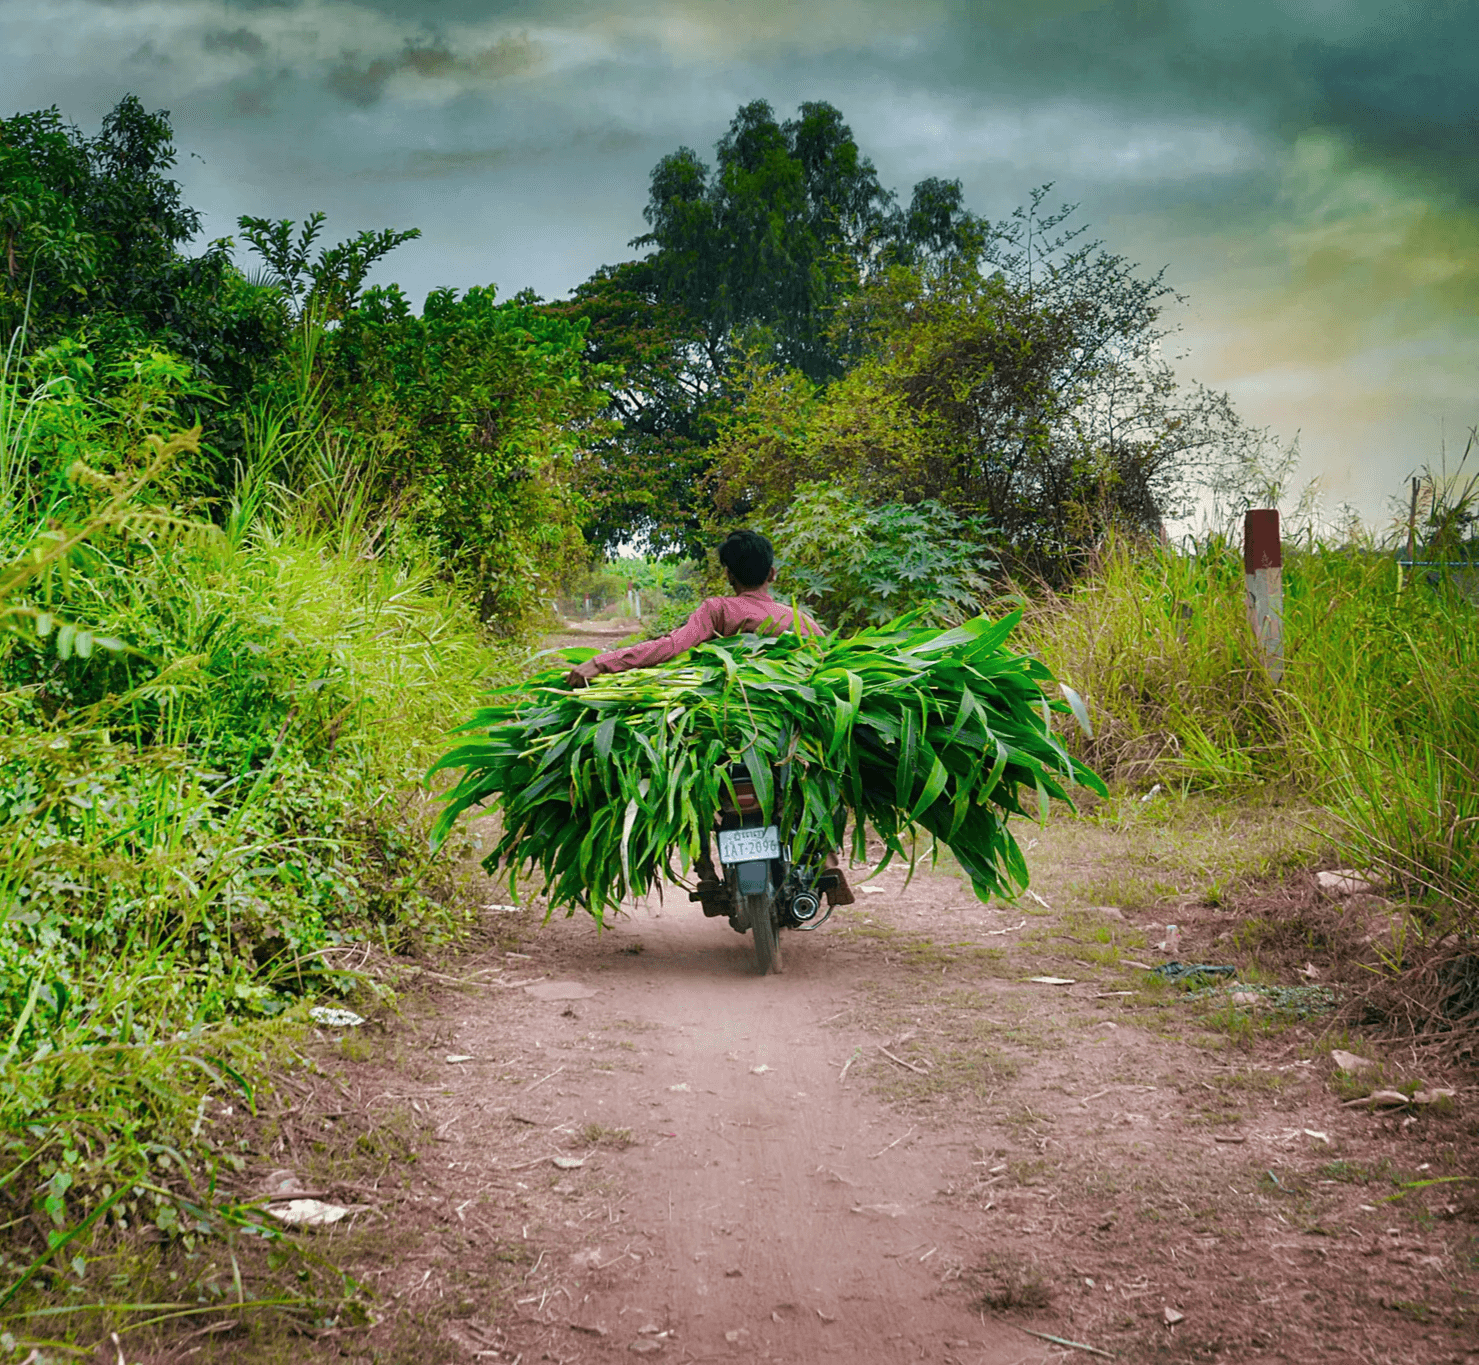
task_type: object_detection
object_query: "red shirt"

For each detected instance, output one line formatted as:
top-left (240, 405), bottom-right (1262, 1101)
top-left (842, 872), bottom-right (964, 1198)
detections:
top-left (589, 586), bottom-right (818, 676)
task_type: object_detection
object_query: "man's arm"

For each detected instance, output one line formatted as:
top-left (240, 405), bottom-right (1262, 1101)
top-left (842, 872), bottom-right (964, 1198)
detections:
top-left (566, 599), bottom-right (723, 687)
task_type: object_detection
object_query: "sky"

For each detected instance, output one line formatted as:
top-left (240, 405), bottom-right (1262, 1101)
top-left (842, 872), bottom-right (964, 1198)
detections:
top-left (5, 0), bottom-right (1477, 529)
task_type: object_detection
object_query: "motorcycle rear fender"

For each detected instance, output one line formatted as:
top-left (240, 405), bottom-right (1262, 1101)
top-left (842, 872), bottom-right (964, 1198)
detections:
top-left (734, 859), bottom-right (770, 895)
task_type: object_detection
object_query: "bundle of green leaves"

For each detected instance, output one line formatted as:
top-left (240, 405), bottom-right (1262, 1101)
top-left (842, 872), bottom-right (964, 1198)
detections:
top-left (431, 612), bottom-right (1105, 917)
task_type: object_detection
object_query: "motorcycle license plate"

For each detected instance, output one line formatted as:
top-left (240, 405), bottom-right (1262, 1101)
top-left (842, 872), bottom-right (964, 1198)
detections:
top-left (718, 825), bottom-right (781, 865)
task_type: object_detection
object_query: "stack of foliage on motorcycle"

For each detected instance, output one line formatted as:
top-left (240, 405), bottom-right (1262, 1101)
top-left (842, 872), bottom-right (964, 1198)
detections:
top-left (431, 611), bottom-right (1106, 918)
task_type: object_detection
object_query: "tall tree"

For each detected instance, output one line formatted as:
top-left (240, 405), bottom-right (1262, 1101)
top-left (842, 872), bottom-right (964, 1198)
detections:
top-left (546, 259), bottom-right (717, 558)
top-left (712, 193), bottom-right (1249, 582)
top-left (1, 97), bottom-right (284, 397)
top-left (634, 99), bottom-right (924, 382)
top-left (568, 99), bottom-right (984, 556)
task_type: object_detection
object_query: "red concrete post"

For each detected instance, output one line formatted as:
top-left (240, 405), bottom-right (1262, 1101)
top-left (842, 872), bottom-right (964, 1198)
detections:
top-left (1243, 508), bottom-right (1284, 682)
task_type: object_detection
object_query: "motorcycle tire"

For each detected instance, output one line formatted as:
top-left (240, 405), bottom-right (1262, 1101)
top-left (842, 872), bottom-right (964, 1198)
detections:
top-left (747, 892), bottom-right (781, 976)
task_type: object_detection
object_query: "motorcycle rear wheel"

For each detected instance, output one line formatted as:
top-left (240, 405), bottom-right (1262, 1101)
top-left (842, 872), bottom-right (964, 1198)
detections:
top-left (747, 892), bottom-right (781, 975)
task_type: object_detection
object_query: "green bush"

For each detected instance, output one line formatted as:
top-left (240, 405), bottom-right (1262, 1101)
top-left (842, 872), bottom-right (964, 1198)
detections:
top-left (639, 598), bottom-right (696, 640)
top-left (770, 483), bottom-right (996, 629)
top-left (0, 346), bottom-right (508, 1314)
top-left (329, 285), bottom-right (611, 631)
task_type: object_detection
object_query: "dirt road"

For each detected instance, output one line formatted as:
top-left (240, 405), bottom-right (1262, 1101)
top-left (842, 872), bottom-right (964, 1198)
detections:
top-left (263, 705), bottom-right (1475, 1365)
top-left (449, 894), bottom-right (1027, 1364)
top-left (330, 828), bottom-right (1476, 1365)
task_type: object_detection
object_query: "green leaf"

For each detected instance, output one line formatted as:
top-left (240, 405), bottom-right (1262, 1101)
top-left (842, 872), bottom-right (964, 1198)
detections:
top-left (742, 745), bottom-right (775, 820)
top-left (895, 706), bottom-right (919, 810)
top-left (594, 714), bottom-right (617, 760)
top-left (908, 754), bottom-right (950, 822)
top-left (619, 796), bottom-right (640, 892)
top-left (1059, 683), bottom-right (1092, 738)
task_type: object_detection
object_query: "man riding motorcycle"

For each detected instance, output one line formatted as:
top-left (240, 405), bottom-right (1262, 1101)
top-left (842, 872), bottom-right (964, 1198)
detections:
top-left (566, 529), bottom-right (855, 915)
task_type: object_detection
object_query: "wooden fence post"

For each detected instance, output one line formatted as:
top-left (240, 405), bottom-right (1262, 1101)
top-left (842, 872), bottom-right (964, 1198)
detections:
top-left (1244, 508), bottom-right (1284, 682)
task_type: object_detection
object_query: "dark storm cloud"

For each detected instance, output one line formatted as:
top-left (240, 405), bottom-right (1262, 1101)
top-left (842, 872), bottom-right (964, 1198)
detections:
top-left (28, 0), bottom-right (1476, 204)
top-left (887, 0), bottom-right (1479, 206)
top-left (203, 27), bottom-right (268, 56)
top-left (377, 124), bottom-right (645, 181)
top-left (1299, 18), bottom-right (1479, 197)
top-left (324, 34), bottom-right (536, 106)
top-left (176, 0), bottom-right (1479, 211)
top-left (2, 0), bottom-right (1474, 520)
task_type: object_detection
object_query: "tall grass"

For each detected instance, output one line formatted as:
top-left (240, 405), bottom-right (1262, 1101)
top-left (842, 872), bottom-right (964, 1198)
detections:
top-left (1285, 553), bottom-right (1479, 912)
top-left (0, 342), bottom-right (511, 1339)
top-left (1025, 536), bottom-right (1479, 928)
top-left (1019, 542), bottom-right (1273, 786)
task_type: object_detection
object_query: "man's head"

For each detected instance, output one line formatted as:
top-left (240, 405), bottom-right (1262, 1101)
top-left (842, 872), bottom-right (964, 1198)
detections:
top-left (718, 529), bottom-right (774, 590)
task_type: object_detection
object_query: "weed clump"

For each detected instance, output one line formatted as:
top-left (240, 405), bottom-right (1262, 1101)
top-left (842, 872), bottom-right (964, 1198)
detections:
top-left (579, 1123), bottom-right (634, 1149)
top-left (971, 1251), bottom-right (1054, 1313)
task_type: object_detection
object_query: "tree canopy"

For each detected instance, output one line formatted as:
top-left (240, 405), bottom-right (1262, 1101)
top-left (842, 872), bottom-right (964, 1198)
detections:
top-left (3, 92), bottom-right (1258, 619)
top-left (709, 191), bottom-right (1248, 580)
top-left (1, 98), bottom-right (284, 397)
top-left (330, 282), bottom-right (608, 627)
top-left (564, 99), bottom-right (986, 556)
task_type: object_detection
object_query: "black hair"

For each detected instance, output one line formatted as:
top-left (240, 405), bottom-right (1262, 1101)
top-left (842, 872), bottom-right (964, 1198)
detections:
top-left (718, 529), bottom-right (774, 589)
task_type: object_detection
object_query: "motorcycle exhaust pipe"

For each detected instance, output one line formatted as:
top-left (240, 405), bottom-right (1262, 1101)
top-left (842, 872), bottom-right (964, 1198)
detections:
top-left (790, 890), bottom-right (821, 923)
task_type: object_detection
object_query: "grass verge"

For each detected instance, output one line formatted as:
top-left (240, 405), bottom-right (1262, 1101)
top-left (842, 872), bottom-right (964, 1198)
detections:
top-left (0, 414), bottom-right (515, 1351)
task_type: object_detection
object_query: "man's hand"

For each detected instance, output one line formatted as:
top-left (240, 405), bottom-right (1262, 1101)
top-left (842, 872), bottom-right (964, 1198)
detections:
top-left (565, 661), bottom-right (602, 689)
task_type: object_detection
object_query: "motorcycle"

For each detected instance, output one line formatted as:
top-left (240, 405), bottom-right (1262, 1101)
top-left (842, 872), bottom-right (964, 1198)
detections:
top-left (692, 762), bottom-right (841, 975)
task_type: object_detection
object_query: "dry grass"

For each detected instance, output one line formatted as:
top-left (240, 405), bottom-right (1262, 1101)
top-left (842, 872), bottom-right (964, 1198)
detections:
top-left (969, 1251), bottom-right (1055, 1314)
